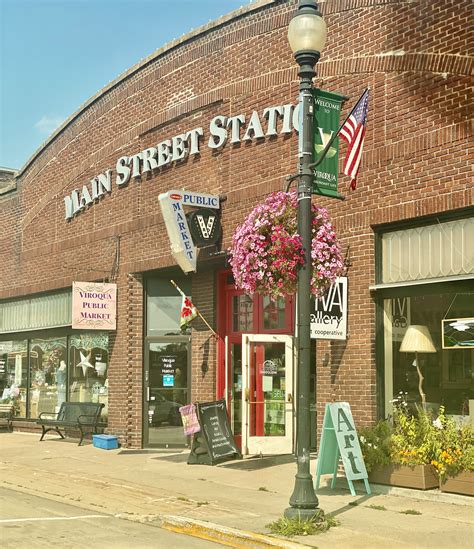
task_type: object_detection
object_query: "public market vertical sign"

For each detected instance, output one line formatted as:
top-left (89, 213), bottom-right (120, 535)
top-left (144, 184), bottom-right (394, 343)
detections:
top-left (311, 89), bottom-right (346, 199)
top-left (72, 282), bottom-right (117, 330)
top-left (310, 277), bottom-right (348, 340)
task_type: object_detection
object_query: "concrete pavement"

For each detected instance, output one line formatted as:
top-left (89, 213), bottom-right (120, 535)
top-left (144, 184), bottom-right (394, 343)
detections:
top-left (0, 432), bottom-right (473, 548)
top-left (0, 487), bottom-right (224, 549)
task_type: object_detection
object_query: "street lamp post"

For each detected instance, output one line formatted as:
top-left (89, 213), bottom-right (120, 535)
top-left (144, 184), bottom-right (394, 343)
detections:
top-left (285, 0), bottom-right (327, 520)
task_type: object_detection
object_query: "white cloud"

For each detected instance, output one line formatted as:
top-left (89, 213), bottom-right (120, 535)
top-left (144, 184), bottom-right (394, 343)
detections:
top-left (35, 115), bottom-right (65, 135)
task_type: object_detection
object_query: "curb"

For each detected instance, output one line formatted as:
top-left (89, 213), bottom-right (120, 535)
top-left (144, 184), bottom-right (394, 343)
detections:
top-left (325, 478), bottom-right (474, 507)
top-left (160, 515), bottom-right (313, 549)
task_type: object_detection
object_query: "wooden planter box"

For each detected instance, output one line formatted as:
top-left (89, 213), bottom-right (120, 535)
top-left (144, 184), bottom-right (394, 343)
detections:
top-left (368, 464), bottom-right (438, 490)
top-left (440, 471), bottom-right (474, 497)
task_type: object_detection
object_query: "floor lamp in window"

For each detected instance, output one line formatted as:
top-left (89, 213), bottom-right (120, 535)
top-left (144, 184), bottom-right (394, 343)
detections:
top-left (400, 325), bottom-right (436, 411)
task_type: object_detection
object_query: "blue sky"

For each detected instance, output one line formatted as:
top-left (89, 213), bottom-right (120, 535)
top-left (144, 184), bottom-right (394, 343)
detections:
top-left (0, 0), bottom-right (251, 170)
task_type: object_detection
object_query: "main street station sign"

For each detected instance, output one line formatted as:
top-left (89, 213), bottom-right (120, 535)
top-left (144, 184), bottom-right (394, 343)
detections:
top-left (63, 103), bottom-right (301, 221)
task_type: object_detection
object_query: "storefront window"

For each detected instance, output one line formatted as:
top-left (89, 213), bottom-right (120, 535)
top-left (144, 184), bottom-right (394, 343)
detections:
top-left (0, 340), bottom-right (28, 418)
top-left (29, 337), bottom-right (67, 419)
top-left (384, 291), bottom-right (473, 418)
top-left (69, 333), bottom-right (109, 421)
top-left (147, 278), bottom-right (192, 336)
top-left (263, 296), bottom-right (286, 330)
top-left (233, 295), bottom-right (253, 332)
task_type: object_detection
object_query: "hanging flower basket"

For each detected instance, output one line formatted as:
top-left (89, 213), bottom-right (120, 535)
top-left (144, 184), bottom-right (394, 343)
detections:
top-left (228, 191), bottom-right (344, 300)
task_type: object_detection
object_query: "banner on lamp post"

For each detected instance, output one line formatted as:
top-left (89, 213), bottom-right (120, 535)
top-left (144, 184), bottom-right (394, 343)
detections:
top-left (311, 89), bottom-right (346, 199)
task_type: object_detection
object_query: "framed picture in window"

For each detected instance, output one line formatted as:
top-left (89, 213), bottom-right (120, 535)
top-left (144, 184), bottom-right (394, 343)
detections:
top-left (442, 318), bottom-right (474, 349)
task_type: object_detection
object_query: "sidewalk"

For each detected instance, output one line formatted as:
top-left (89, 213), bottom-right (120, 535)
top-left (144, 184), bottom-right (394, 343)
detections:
top-left (1, 432), bottom-right (473, 548)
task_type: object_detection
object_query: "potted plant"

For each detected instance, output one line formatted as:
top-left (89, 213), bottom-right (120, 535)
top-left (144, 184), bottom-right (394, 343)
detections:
top-left (358, 419), bottom-right (393, 473)
top-left (430, 408), bottom-right (474, 496)
top-left (359, 394), bottom-right (439, 490)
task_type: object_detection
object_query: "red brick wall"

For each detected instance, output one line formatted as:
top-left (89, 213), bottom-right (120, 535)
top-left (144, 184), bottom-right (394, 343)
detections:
top-left (1, 0), bottom-right (472, 446)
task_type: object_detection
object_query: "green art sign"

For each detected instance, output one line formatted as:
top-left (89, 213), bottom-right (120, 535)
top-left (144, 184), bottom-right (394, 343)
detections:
top-left (311, 89), bottom-right (346, 199)
top-left (315, 402), bottom-right (371, 496)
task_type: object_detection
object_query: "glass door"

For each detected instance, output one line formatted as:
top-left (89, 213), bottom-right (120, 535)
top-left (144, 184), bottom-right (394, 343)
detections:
top-left (144, 337), bottom-right (190, 448)
top-left (241, 334), bottom-right (294, 455)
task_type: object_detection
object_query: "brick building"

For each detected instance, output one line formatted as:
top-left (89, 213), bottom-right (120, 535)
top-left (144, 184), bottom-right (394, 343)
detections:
top-left (0, 0), bottom-right (472, 451)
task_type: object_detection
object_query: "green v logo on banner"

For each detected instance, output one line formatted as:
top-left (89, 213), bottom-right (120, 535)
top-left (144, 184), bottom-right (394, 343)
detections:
top-left (311, 89), bottom-right (347, 199)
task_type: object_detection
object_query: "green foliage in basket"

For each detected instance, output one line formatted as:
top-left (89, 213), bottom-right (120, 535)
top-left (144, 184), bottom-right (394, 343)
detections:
top-left (430, 406), bottom-right (474, 480)
top-left (358, 420), bottom-right (393, 472)
top-left (390, 403), bottom-right (442, 467)
top-left (358, 394), bottom-right (474, 481)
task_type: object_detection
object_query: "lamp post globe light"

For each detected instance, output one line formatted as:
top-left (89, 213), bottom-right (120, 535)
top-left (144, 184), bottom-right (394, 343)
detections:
top-left (285, 0), bottom-right (327, 520)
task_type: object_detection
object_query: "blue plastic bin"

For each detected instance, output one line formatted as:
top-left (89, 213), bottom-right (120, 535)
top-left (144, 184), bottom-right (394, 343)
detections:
top-left (93, 434), bottom-right (119, 450)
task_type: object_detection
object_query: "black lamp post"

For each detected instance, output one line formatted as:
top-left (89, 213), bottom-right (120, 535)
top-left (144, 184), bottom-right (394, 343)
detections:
top-left (285, 0), bottom-right (327, 520)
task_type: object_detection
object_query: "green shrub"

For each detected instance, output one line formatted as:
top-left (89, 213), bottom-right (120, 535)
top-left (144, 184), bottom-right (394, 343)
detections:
top-left (430, 407), bottom-right (474, 480)
top-left (359, 420), bottom-right (392, 472)
top-left (358, 397), bottom-right (474, 482)
top-left (390, 405), bottom-right (442, 467)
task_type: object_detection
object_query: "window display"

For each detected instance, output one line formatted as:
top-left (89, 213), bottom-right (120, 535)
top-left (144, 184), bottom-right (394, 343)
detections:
top-left (0, 340), bottom-right (28, 418)
top-left (384, 291), bottom-right (473, 418)
top-left (69, 333), bottom-right (109, 421)
top-left (30, 337), bottom-right (67, 418)
top-left (0, 332), bottom-right (109, 422)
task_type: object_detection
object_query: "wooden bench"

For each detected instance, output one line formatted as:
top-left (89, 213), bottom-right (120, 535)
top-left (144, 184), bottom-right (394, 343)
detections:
top-left (37, 402), bottom-right (105, 446)
top-left (0, 403), bottom-right (14, 432)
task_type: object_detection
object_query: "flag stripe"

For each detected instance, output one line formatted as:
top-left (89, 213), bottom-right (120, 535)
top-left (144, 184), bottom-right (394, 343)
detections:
top-left (344, 125), bottom-right (364, 175)
top-left (339, 89), bottom-right (369, 190)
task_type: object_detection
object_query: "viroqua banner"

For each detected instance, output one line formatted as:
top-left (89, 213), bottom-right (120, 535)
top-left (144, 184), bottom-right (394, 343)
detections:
top-left (311, 89), bottom-right (346, 198)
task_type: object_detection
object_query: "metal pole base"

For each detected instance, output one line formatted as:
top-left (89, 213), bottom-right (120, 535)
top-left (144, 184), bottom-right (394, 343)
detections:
top-left (284, 507), bottom-right (320, 521)
top-left (284, 472), bottom-right (319, 520)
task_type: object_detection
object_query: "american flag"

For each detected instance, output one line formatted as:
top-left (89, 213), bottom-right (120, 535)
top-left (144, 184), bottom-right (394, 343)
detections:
top-left (339, 89), bottom-right (370, 190)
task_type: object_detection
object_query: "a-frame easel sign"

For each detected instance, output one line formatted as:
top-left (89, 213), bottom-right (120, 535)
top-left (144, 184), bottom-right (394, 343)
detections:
top-left (315, 402), bottom-right (371, 496)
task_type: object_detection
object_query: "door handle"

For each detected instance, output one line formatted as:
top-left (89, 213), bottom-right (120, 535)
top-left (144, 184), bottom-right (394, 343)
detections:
top-left (287, 393), bottom-right (293, 403)
top-left (146, 387), bottom-right (150, 401)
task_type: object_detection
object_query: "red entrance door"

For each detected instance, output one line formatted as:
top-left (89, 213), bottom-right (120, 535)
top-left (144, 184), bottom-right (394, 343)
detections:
top-left (216, 270), bottom-right (294, 451)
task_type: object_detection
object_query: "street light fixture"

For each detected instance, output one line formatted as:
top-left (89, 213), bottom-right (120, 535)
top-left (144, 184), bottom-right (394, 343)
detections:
top-left (285, 0), bottom-right (327, 520)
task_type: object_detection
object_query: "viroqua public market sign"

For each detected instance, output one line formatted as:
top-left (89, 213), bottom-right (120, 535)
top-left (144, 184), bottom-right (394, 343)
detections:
top-left (72, 282), bottom-right (117, 330)
top-left (158, 190), bottom-right (221, 273)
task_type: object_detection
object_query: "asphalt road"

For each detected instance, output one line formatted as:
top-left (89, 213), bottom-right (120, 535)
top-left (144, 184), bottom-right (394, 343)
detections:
top-left (0, 487), bottom-right (224, 548)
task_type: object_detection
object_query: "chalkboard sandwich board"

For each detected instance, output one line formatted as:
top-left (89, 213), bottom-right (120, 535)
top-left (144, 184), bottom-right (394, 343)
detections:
top-left (188, 398), bottom-right (241, 465)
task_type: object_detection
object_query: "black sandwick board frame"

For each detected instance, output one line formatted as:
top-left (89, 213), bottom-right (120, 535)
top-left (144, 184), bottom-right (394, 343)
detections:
top-left (187, 398), bottom-right (242, 465)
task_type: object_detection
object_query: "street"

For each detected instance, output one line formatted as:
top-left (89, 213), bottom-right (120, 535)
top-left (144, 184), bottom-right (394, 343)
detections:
top-left (0, 487), bottom-right (223, 548)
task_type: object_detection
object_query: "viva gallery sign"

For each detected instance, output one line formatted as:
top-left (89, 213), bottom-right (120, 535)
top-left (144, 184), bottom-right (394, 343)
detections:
top-left (310, 276), bottom-right (348, 340)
